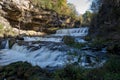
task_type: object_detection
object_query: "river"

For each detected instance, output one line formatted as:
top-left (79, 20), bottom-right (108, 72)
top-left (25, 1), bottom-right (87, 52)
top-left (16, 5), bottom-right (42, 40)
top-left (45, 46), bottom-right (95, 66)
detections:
top-left (0, 27), bottom-right (106, 69)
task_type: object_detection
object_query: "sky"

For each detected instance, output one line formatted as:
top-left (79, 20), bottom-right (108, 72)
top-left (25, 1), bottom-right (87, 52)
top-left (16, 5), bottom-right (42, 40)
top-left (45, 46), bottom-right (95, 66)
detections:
top-left (67, 0), bottom-right (92, 14)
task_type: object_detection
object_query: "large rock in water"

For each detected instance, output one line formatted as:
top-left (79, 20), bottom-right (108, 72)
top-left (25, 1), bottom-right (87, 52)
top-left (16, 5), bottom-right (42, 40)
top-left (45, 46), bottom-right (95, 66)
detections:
top-left (0, 0), bottom-right (74, 32)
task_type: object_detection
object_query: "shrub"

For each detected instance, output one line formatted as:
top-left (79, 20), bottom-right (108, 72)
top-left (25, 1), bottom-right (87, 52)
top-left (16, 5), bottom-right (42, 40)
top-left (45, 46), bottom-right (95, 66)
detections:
top-left (63, 36), bottom-right (75, 45)
top-left (0, 62), bottom-right (53, 80)
top-left (53, 65), bottom-right (86, 80)
top-left (106, 42), bottom-right (120, 55)
top-left (84, 36), bottom-right (92, 41)
top-left (53, 55), bottom-right (120, 80)
top-left (63, 36), bottom-right (86, 49)
top-left (88, 38), bottom-right (107, 50)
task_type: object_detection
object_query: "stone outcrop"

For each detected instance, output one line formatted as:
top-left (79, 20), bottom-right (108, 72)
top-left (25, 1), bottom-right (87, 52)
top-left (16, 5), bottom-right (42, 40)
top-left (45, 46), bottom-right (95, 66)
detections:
top-left (0, 0), bottom-right (75, 33)
top-left (0, 16), bottom-right (17, 37)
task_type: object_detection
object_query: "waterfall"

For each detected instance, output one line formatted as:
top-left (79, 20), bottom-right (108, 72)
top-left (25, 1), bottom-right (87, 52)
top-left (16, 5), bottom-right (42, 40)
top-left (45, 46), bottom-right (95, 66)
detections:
top-left (23, 37), bottom-right (62, 42)
top-left (5, 39), bottom-right (9, 49)
top-left (0, 42), bottom-right (106, 68)
top-left (0, 27), bottom-right (106, 68)
top-left (55, 27), bottom-right (89, 36)
top-left (0, 39), bottom-right (9, 49)
top-left (0, 43), bottom-right (67, 68)
top-left (23, 27), bottom-right (89, 42)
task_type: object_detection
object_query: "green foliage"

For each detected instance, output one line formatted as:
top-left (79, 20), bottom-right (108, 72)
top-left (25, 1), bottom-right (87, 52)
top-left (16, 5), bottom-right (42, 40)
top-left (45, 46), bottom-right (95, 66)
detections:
top-left (88, 38), bottom-right (107, 49)
top-left (31, 0), bottom-right (78, 18)
top-left (82, 11), bottom-right (93, 26)
top-left (84, 36), bottom-right (92, 41)
top-left (0, 62), bottom-right (52, 80)
top-left (54, 55), bottom-right (120, 80)
top-left (53, 65), bottom-right (86, 80)
top-left (67, 51), bottom-right (78, 56)
top-left (63, 36), bottom-right (86, 49)
top-left (0, 55), bottom-right (120, 80)
top-left (67, 3), bottom-right (78, 18)
top-left (106, 41), bottom-right (120, 55)
top-left (89, 55), bottom-right (120, 80)
top-left (31, 0), bottom-right (55, 10)
top-left (73, 42), bottom-right (86, 49)
top-left (75, 15), bottom-right (83, 26)
top-left (45, 27), bottom-right (59, 34)
top-left (90, 0), bottom-right (120, 40)
top-left (104, 55), bottom-right (120, 73)
top-left (63, 36), bottom-right (75, 45)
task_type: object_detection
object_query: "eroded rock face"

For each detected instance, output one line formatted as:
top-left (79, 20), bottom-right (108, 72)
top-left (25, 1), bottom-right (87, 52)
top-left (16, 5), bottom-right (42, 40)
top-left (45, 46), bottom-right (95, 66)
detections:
top-left (0, 16), bottom-right (11, 29)
top-left (0, 15), bottom-right (18, 37)
top-left (0, 0), bottom-right (74, 32)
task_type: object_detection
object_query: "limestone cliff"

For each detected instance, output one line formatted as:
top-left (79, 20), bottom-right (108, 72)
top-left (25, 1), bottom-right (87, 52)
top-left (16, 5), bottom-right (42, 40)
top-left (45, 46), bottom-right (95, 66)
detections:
top-left (0, 0), bottom-right (74, 34)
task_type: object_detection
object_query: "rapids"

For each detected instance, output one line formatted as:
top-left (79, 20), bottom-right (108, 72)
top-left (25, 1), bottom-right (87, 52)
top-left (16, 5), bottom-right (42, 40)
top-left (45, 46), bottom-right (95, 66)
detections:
top-left (55, 27), bottom-right (89, 36)
top-left (0, 27), bottom-right (106, 68)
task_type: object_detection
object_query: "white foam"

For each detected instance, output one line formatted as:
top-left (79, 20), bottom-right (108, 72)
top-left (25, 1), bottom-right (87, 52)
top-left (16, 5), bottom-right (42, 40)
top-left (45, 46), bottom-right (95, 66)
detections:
top-left (23, 27), bottom-right (89, 42)
top-left (24, 37), bottom-right (62, 42)
top-left (0, 49), bottom-right (26, 66)
top-left (0, 28), bottom-right (105, 68)
top-left (0, 43), bottom-right (105, 68)
top-left (55, 27), bottom-right (89, 36)
top-left (0, 44), bottom-right (67, 68)
top-left (5, 40), bottom-right (9, 49)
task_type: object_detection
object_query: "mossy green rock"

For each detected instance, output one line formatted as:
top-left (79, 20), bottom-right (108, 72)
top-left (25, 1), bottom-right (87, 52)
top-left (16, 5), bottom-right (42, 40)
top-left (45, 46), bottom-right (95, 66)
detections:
top-left (63, 36), bottom-right (75, 45)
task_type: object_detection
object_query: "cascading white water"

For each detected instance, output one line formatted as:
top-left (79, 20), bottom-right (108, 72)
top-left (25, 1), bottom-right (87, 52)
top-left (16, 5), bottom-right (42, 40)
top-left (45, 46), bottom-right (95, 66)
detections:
top-left (55, 27), bottom-right (89, 36)
top-left (0, 42), bottom-right (106, 68)
top-left (0, 39), bottom-right (9, 49)
top-left (23, 37), bottom-right (62, 42)
top-left (23, 27), bottom-right (89, 42)
top-left (0, 43), bottom-right (68, 68)
top-left (5, 40), bottom-right (9, 49)
top-left (0, 27), bottom-right (106, 68)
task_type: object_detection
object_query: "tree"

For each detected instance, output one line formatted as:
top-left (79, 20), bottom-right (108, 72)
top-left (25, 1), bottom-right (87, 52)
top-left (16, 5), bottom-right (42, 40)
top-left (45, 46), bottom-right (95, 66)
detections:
top-left (67, 3), bottom-right (78, 18)
top-left (54, 0), bottom-right (68, 14)
top-left (82, 11), bottom-right (93, 26)
top-left (30, 0), bottom-right (78, 18)
top-left (91, 0), bottom-right (102, 13)
top-left (30, 0), bottom-right (53, 9)
top-left (90, 0), bottom-right (120, 39)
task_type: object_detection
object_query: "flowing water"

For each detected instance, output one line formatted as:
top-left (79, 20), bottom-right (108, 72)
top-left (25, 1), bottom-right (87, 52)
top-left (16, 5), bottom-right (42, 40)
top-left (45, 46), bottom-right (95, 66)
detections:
top-left (55, 27), bottom-right (89, 36)
top-left (0, 39), bottom-right (9, 49)
top-left (0, 27), bottom-right (106, 68)
top-left (5, 39), bottom-right (9, 49)
top-left (23, 27), bottom-right (89, 42)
